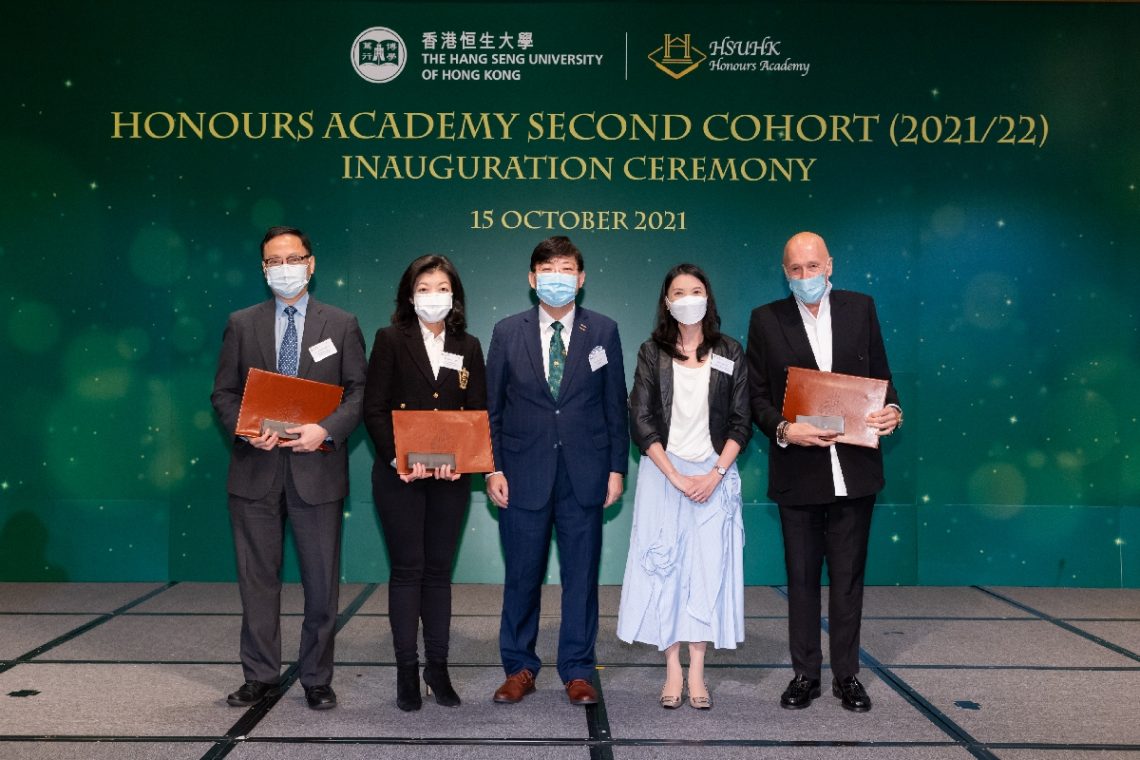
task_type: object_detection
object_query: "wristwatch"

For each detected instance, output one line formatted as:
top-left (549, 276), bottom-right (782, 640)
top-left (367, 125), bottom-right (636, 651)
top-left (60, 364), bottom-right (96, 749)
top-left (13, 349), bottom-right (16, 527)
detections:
top-left (776, 420), bottom-right (790, 446)
top-left (714, 465), bottom-right (727, 476)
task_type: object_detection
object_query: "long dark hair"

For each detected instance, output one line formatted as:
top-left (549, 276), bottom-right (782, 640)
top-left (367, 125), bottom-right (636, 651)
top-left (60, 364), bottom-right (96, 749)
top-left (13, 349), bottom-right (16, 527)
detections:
top-left (391, 255), bottom-right (468, 334)
top-left (651, 263), bottom-right (722, 361)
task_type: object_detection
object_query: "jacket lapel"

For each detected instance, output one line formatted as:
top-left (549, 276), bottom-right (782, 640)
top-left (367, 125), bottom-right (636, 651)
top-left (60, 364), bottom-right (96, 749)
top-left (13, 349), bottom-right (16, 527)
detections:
top-left (256, 300), bottom-right (278, 371)
top-left (829, 290), bottom-right (856, 373)
top-left (706, 338), bottom-right (726, 406)
top-left (438, 330), bottom-right (464, 389)
top-left (657, 344), bottom-right (674, 414)
top-left (297, 298), bottom-right (327, 378)
top-left (775, 295), bottom-right (819, 370)
top-left (556, 309), bottom-right (592, 403)
top-left (402, 323), bottom-right (440, 387)
top-left (521, 309), bottom-right (551, 400)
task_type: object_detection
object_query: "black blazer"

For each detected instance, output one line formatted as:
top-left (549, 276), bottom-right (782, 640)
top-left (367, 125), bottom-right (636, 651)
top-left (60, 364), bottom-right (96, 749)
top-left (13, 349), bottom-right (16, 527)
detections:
top-left (745, 290), bottom-right (899, 506)
top-left (362, 323), bottom-right (487, 470)
top-left (629, 335), bottom-right (752, 457)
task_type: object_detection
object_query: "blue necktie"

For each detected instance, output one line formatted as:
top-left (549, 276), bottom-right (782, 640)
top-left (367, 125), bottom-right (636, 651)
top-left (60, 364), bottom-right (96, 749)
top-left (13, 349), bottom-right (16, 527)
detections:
top-left (548, 320), bottom-right (565, 399)
top-left (279, 305), bottom-right (299, 376)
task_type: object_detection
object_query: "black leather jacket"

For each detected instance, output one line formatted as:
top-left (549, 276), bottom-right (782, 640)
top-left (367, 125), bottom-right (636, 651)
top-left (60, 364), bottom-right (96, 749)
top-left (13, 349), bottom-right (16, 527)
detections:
top-left (628, 335), bottom-right (752, 456)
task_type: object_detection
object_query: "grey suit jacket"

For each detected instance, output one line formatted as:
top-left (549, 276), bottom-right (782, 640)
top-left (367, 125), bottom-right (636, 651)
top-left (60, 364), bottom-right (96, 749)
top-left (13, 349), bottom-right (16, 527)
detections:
top-left (211, 296), bottom-right (367, 505)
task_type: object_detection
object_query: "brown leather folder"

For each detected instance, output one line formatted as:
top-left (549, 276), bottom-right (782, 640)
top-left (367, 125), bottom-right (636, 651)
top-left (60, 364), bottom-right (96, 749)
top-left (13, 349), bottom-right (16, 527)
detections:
top-left (235, 368), bottom-right (344, 443)
top-left (782, 367), bottom-right (889, 449)
top-left (392, 410), bottom-right (495, 474)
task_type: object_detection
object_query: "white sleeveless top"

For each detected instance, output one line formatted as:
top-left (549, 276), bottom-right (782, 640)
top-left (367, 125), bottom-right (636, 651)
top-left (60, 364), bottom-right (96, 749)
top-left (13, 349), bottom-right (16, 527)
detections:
top-left (666, 360), bottom-right (715, 462)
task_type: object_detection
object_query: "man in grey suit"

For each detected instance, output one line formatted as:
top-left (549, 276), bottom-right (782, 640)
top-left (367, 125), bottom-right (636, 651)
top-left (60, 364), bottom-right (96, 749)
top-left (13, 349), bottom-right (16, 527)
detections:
top-left (211, 226), bottom-right (367, 710)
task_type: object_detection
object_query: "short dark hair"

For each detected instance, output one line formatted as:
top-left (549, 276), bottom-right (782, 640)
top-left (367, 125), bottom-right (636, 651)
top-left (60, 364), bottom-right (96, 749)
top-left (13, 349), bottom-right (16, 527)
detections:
top-left (530, 235), bottom-right (584, 272)
top-left (651, 263), bottom-right (723, 362)
top-left (261, 226), bottom-right (312, 257)
top-left (391, 255), bottom-right (468, 334)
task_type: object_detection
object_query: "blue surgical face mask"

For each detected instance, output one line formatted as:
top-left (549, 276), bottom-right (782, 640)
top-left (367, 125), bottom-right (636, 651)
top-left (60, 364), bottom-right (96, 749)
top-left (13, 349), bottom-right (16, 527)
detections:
top-left (788, 273), bottom-right (827, 305)
top-left (266, 263), bottom-right (310, 300)
top-left (534, 272), bottom-right (579, 308)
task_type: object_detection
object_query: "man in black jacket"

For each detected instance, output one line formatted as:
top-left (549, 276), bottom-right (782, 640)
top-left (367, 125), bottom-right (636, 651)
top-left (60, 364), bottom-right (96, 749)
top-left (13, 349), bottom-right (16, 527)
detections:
top-left (746, 231), bottom-right (902, 713)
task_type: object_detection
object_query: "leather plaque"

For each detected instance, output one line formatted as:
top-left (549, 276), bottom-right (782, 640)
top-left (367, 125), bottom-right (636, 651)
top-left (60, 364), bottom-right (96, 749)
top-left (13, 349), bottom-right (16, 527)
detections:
top-left (235, 368), bottom-right (344, 444)
top-left (392, 410), bottom-right (495, 474)
top-left (782, 366), bottom-right (888, 449)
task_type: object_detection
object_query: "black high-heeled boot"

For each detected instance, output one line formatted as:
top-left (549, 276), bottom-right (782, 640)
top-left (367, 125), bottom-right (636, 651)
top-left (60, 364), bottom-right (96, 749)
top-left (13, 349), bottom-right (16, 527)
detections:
top-left (396, 660), bottom-right (422, 712)
top-left (422, 660), bottom-right (461, 707)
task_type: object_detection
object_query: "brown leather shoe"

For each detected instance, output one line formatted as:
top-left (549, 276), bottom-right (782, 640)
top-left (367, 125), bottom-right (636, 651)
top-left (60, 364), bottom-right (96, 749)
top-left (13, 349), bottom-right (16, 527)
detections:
top-left (493, 669), bottom-right (536, 704)
top-left (565, 678), bottom-right (598, 705)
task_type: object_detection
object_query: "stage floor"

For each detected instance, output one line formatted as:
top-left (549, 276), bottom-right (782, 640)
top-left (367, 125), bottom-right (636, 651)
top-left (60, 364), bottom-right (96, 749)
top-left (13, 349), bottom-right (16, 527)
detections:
top-left (1, 583), bottom-right (1138, 759)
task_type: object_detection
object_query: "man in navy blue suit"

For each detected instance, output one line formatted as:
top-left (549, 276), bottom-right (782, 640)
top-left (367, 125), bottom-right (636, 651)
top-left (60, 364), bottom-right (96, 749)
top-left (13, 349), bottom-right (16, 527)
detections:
top-left (485, 235), bottom-right (629, 706)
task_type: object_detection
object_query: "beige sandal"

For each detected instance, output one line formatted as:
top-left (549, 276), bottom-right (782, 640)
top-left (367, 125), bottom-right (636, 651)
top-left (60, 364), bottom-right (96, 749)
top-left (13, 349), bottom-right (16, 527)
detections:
top-left (686, 681), bottom-right (712, 709)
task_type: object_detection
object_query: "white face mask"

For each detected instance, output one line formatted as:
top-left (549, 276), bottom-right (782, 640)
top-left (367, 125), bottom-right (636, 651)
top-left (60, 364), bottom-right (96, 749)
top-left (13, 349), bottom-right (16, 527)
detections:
top-left (413, 292), bottom-right (453, 324)
top-left (667, 295), bottom-right (708, 326)
top-left (265, 263), bottom-right (310, 299)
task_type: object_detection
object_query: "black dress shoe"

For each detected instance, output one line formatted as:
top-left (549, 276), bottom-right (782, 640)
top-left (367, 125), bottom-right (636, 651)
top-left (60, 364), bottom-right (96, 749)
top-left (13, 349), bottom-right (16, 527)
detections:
top-left (304, 684), bottom-right (337, 710)
top-left (779, 674), bottom-right (821, 709)
top-left (226, 680), bottom-right (277, 706)
top-left (833, 675), bottom-right (872, 712)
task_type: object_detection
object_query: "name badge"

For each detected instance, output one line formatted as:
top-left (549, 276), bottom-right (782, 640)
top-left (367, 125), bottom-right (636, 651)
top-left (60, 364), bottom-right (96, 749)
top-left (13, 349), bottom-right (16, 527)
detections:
top-left (588, 345), bottom-right (608, 372)
top-left (309, 338), bottom-right (337, 363)
top-left (440, 351), bottom-right (464, 371)
top-left (709, 352), bottom-right (734, 375)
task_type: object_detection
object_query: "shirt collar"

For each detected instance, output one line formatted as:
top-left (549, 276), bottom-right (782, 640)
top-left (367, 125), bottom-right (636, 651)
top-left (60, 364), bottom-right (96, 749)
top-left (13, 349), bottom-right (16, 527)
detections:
top-left (276, 292), bottom-right (309, 317)
top-left (419, 319), bottom-right (445, 344)
top-left (538, 304), bottom-right (575, 332)
top-left (794, 282), bottom-right (832, 321)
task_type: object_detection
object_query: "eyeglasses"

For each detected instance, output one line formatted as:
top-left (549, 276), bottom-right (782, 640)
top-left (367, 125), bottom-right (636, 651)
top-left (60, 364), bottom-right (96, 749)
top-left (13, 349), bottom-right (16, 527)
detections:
top-left (262, 254), bottom-right (311, 268)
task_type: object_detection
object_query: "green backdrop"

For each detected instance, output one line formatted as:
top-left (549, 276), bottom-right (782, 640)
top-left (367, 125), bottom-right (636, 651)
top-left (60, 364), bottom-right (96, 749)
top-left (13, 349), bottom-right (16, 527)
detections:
top-left (1, 2), bottom-right (1137, 586)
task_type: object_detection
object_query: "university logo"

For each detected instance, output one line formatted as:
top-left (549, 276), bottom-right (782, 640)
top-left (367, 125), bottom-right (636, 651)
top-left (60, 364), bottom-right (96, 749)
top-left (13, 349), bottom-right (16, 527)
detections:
top-left (351, 27), bottom-right (407, 83)
top-left (647, 33), bottom-right (706, 79)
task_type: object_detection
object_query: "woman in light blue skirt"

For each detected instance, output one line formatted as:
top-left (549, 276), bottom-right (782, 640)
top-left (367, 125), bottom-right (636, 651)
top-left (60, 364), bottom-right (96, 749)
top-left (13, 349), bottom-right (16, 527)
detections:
top-left (618, 263), bottom-right (752, 709)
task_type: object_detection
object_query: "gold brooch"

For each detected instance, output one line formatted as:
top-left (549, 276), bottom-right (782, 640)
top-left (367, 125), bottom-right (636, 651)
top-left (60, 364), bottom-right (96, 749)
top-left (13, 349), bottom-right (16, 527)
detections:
top-left (458, 367), bottom-right (469, 390)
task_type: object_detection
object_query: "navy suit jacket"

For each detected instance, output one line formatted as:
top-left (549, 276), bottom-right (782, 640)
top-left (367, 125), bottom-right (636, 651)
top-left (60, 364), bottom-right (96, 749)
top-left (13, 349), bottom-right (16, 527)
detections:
top-left (486, 305), bottom-right (629, 509)
top-left (746, 290), bottom-right (899, 506)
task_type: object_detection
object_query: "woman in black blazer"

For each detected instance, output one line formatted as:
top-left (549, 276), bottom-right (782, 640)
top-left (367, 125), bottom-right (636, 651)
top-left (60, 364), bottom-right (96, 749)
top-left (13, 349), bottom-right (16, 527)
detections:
top-left (363, 255), bottom-right (486, 711)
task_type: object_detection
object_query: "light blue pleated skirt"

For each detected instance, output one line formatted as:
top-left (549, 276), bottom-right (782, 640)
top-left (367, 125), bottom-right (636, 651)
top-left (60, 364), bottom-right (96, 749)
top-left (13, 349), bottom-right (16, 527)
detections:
top-left (616, 451), bottom-right (745, 650)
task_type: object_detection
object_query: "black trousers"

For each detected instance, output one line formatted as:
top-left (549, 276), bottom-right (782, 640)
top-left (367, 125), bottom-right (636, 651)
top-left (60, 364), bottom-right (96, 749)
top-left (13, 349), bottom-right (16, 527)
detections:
top-left (228, 454), bottom-right (343, 688)
top-left (778, 494), bottom-right (875, 682)
top-left (373, 465), bottom-right (469, 664)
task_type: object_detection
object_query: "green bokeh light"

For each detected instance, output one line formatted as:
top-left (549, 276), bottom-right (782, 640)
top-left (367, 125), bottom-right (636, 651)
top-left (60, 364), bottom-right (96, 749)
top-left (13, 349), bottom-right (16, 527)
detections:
top-left (62, 329), bottom-right (134, 401)
top-left (8, 300), bottom-right (62, 354)
top-left (128, 226), bottom-right (188, 287)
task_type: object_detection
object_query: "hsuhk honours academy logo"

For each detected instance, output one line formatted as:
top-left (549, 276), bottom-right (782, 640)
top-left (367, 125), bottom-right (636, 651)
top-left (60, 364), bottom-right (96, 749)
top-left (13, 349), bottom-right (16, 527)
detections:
top-left (352, 27), bottom-right (407, 83)
top-left (648, 33), bottom-right (706, 79)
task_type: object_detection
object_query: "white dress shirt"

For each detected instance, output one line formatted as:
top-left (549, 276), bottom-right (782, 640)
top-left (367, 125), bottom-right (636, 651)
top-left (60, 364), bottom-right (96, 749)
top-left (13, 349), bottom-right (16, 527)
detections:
top-left (274, 293), bottom-right (309, 365)
top-left (419, 320), bottom-right (446, 379)
top-left (792, 284), bottom-right (848, 497)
